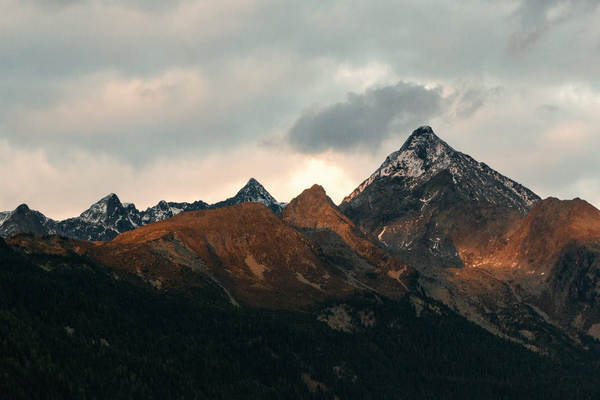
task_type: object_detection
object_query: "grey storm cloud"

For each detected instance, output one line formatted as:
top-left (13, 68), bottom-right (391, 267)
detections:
top-left (288, 82), bottom-right (443, 153)
top-left (287, 82), bottom-right (493, 154)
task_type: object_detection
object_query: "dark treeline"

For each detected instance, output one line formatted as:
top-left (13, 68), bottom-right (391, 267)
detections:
top-left (1, 240), bottom-right (599, 399)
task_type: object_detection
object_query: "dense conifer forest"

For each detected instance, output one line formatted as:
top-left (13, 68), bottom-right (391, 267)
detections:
top-left (1, 238), bottom-right (599, 399)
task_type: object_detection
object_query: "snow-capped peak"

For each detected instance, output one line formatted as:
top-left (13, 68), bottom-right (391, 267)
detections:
top-left (344, 126), bottom-right (540, 214)
top-left (211, 178), bottom-right (284, 213)
top-left (80, 193), bottom-right (124, 224)
top-left (236, 178), bottom-right (278, 205)
top-left (377, 126), bottom-right (454, 179)
top-left (140, 200), bottom-right (189, 224)
top-left (347, 126), bottom-right (455, 199)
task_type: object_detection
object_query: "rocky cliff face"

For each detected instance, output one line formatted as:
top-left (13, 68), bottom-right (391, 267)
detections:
top-left (56, 194), bottom-right (140, 241)
top-left (339, 126), bottom-right (600, 349)
top-left (55, 194), bottom-right (211, 241)
top-left (282, 184), bottom-right (415, 297)
top-left (340, 126), bottom-right (539, 268)
top-left (0, 204), bottom-right (57, 237)
top-left (544, 240), bottom-right (600, 338)
top-left (88, 202), bottom-right (361, 309)
top-left (7, 190), bottom-right (416, 310)
top-left (472, 197), bottom-right (600, 340)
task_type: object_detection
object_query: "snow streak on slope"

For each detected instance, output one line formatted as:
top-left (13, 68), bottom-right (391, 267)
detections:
top-left (344, 126), bottom-right (539, 214)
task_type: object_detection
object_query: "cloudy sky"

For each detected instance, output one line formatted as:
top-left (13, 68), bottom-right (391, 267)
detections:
top-left (1, 0), bottom-right (599, 218)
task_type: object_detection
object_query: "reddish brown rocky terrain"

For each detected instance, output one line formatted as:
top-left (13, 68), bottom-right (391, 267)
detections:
top-left (8, 200), bottom-right (412, 310)
top-left (5, 127), bottom-right (600, 353)
top-left (473, 197), bottom-right (600, 271)
top-left (94, 202), bottom-right (362, 309)
top-left (282, 184), bottom-right (415, 297)
top-left (340, 126), bottom-right (600, 347)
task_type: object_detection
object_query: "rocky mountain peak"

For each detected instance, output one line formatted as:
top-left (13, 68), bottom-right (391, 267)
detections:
top-left (344, 126), bottom-right (539, 214)
top-left (15, 204), bottom-right (31, 214)
top-left (283, 185), bottom-right (414, 295)
top-left (303, 184), bottom-right (328, 199)
top-left (80, 193), bottom-right (125, 223)
top-left (212, 178), bottom-right (284, 214)
top-left (344, 127), bottom-right (458, 203)
top-left (401, 125), bottom-right (453, 157)
top-left (0, 203), bottom-right (56, 237)
top-left (246, 177), bottom-right (260, 186)
top-left (236, 178), bottom-right (275, 201)
top-left (377, 126), bottom-right (454, 179)
top-left (404, 125), bottom-right (440, 145)
top-left (283, 185), bottom-right (339, 224)
top-left (2, 193), bottom-right (211, 241)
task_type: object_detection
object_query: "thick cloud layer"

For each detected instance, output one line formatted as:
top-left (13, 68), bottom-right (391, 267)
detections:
top-left (287, 82), bottom-right (496, 153)
top-left (1, 0), bottom-right (599, 216)
top-left (288, 82), bottom-right (444, 153)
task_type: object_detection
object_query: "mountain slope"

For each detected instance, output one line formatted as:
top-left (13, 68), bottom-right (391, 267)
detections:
top-left (339, 126), bottom-right (600, 350)
top-left (0, 204), bottom-right (57, 237)
top-left (469, 197), bottom-right (600, 339)
top-left (0, 211), bottom-right (10, 226)
top-left (282, 184), bottom-right (415, 297)
top-left (4, 236), bottom-right (600, 399)
top-left (91, 202), bottom-right (360, 309)
top-left (56, 194), bottom-right (140, 241)
top-left (341, 126), bottom-right (540, 269)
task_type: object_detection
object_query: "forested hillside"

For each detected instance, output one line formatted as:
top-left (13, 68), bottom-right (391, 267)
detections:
top-left (1, 238), bottom-right (599, 399)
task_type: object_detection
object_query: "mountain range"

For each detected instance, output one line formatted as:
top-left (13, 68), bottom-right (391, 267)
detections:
top-left (3, 126), bottom-right (600, 398)
top-left (0, 178), bottom-right (283, 241)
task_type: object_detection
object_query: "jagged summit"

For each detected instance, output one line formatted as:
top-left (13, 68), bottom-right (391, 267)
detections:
top-left (401, 125), bottom-right (452, 155)
top-left (80, 193), bottom-right (127, 223)
top-left (0, 203), bottom-right (57, 237)
top-left (140, 199), bottom-right (208, 224)
top-left (283, 184), bottom-right (341, 227)
top-left (340, 125), bottom-right (541, 269)
top-left (282, 184), bottom-right (414, 295)
top-left (247, 177), bottom-right (261, 186)
top-left (237, 178), bottom-right (275, 201)
top-left (100, 193), bottom-right (119, 201)
top-left (305, 184), bottom-right (327, 197)
top-left (0, 179), bottom-right (277, 240)
top-left (211, 178), bottom-right (284, 214)
top-left (345, 126), bottom-right (456, 200)
top-left (15, 203), bottom-right (30, 212)
top-left (404, 125), bottom-right (439, 144)
top-left (344, 126), bottom-right (539, 214)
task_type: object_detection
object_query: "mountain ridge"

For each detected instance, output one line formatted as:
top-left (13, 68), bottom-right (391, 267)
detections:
top-left (0, 178), bottom-right (280, 241)
top-left (339, 126), bottom-right (600, 347)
